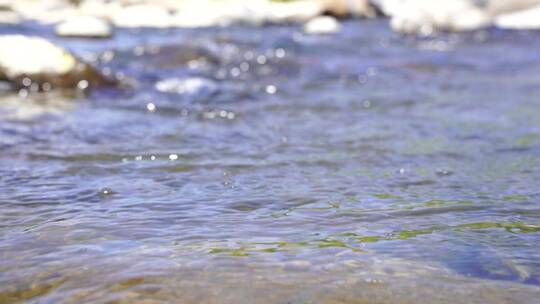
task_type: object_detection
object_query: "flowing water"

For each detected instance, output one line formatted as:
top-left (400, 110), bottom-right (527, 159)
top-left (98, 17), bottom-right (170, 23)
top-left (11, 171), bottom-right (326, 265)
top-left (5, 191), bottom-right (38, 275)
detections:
top-left (1, 20), bottom-right (540, 303)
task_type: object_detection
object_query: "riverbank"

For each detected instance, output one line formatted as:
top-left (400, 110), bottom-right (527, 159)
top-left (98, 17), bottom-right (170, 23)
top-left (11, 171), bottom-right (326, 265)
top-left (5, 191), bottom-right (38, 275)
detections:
top-left (2, 0), bottom-right (540, 35)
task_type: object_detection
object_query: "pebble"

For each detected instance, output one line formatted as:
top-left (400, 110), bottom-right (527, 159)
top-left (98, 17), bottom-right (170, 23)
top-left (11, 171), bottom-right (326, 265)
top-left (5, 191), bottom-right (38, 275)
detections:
top-left (303, 16), bottom-right (341, 35)
top-left (55, 16), bottom-right (113, 38)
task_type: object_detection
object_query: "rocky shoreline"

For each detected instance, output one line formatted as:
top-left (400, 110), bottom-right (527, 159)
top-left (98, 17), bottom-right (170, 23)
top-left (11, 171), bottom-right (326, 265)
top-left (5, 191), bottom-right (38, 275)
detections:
top-left (1, 0), bottom-right (540, 35)
top-left (2, 0), bottom-right (540, 92)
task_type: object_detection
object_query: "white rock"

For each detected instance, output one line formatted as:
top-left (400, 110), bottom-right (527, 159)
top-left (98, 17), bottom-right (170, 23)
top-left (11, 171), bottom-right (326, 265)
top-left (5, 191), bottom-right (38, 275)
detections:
top-left (495, 5), bottom-right (540, 29)
top-left (303, 16), bottom-right (341, 34)
top-left (0, 35), bottom-right (76, 78)
top-left (55, 16), bottom-right (113, 38)
top-left (319, 0), bottom-right (376, 18)
top-left (483, 0), bottom-right (540, 15)
top-left (0, 35), bottom-right (112, 88)
top-left (388, 0), bottom-right (491, 34)
top-left (112, 4), bottom-right (172, 28)
top-left (267, 0), bottom-right (324, 23)
top-left (172, 1), bottom-right (237, 28)
top-left (0, 10), bottom-right (20, 24)
top-left (78, 0), bottom-right (123, 20)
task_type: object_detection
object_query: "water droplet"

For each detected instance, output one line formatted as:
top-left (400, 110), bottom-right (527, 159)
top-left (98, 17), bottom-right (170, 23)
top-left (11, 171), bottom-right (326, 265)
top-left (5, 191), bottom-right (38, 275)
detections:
top-left (115, 72), bottom-right (125, 81)
top-left (146, 102), bottom-right (156, 112)
top-left (240, 62), bottom-right (250, 72)
top-left (100, 50), bottom-right (115, 62)
top-left (358, 75), bottom-right (368, 84)
top-left (133, 45), bottom-right (145, 56)
top-left (22, 77), bottom-right (32, 87)
top-left (265, 85), bottom-right (277, 94)
top-left (18, 88), bottom-right (28, 98)
top-left (244, 51), bottom-right (254, 60)
top-left (77, 80), bottom-right (89, 90)
top-left (30, 83), bottom-right (39, 92)
top-left (275, 48), bottom-right (286, 58)
top-left (436, 169), bottom-right (453, 176)
top-left (99, 187), bottom-right (113, 197)
top-left (102, 67), bottom-right (112, 76)
top-left (256, 55), bottom-right (267, 65)
top-left (230, 67), bottom-right (241, 77)
top-left (366, 67), bottom-right (378, 77)
top-left (42, 82), bottom-right (52, 92)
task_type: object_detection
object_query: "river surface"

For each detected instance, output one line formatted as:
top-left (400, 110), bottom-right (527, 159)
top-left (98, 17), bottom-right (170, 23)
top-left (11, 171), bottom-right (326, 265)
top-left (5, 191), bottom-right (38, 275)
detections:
top-left (1, 20), bottom-right (540, 303)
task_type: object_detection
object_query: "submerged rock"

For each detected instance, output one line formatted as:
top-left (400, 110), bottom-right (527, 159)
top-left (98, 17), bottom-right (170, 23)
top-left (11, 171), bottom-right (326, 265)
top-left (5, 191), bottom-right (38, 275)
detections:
top-left (495, 5), bottom-right (540, 29)
top-left (55, 16), bottom-right (113, 38)
top-left (303, 16), bottom-right (341, 34)
top-left (0, 35), bottom-right (113, 89)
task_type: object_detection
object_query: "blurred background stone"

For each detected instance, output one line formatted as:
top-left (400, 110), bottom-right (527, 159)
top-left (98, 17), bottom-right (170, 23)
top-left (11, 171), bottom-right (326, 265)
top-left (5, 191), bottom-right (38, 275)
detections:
top-left (55, 16), bottom-right (113, 38)
top-left (0, 35), bottom-right (114, 89)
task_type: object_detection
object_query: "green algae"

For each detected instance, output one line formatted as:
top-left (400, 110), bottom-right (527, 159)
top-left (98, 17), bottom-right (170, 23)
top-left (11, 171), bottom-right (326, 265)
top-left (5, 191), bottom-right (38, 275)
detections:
top-left (456, 222), bottom-right (540, 233)
top-left (502, 195), bottom-right (530, 202)
top-left (0, 277), bottom-right (66, 304)
top-left (374, 193), bottom-right (402, 200)
top-left (316, 238), bottom-right (348, 248)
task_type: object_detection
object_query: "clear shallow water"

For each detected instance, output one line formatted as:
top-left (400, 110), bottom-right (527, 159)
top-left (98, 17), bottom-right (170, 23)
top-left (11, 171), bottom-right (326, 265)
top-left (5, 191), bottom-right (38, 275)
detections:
top-left (1, 20), bottom-right (540, 303)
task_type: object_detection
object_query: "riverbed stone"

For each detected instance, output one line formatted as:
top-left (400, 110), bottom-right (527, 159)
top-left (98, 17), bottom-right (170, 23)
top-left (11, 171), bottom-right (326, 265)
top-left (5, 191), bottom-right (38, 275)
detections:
top-left (0, 35), bottom-right (113, 89)
top-left (303, 16), bottom-right (341, 35)
top-left (55, 16), bottom-right (113, 38)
